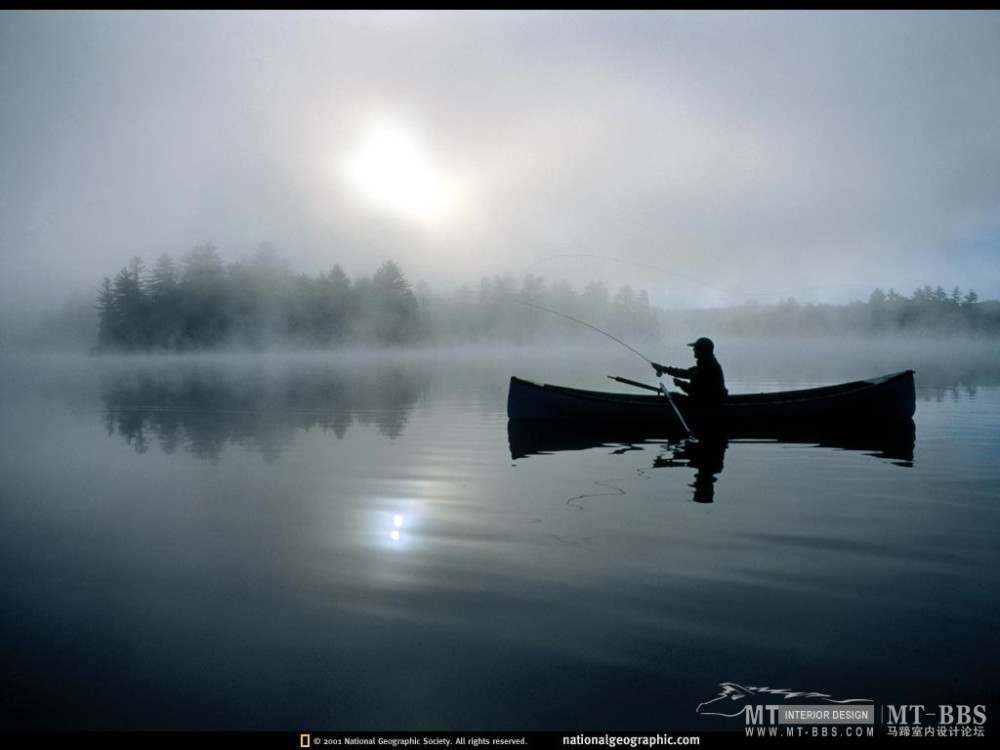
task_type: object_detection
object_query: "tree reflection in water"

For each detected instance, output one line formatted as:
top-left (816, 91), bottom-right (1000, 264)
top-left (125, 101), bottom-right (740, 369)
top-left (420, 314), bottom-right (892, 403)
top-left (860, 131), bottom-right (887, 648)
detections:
top-left (101, 362), bottom-right (424, 462)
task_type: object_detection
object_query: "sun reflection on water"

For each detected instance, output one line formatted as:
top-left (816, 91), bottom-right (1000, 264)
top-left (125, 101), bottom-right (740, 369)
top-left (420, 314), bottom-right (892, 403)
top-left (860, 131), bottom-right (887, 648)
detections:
top-left (390, 513), bottom-right (404, 543)
top-left (377, 505), bottom-right (418, 552)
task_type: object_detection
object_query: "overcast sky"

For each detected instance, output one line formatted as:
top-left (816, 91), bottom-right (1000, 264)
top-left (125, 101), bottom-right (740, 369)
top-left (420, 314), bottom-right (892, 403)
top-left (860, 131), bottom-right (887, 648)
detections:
top-left (2, 9), bottom-right (999, 315)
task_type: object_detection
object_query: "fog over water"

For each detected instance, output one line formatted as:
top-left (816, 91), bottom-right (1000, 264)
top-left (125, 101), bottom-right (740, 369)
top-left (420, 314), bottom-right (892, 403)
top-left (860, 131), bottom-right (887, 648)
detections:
top-left (2, 10), bottom-right (1000, 322)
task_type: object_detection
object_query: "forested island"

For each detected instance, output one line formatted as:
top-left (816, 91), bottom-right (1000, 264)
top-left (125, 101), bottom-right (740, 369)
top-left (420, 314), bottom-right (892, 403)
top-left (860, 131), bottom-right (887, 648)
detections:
top-left (95, 244), bottom-right (422, 351)
top-left (41, 244), bottom-right (1000, 352)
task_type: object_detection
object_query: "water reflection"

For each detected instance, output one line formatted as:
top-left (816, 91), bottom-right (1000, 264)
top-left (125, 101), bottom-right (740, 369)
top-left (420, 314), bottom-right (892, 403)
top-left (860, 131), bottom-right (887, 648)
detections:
top-left (101, 363), bottom-right (423, 462)
top-left (920, 382), bottom-right (982, 404)
top-left (652, 434), bottom-right (728, 503)
top-left (509, 419), bottom-right (915, 503)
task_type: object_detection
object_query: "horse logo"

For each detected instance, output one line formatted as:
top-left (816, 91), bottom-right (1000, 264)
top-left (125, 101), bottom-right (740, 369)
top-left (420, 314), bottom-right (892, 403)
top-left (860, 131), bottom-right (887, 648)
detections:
top-left (696, 682), bottom-right (873, 718)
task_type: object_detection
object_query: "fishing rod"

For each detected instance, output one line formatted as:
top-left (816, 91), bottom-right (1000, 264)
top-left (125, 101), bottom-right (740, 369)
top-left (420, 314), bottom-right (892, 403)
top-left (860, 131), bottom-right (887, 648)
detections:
top-left (522, 300), bottom-right (698, 440)
top-left (518, 300), bottom-right (656, 366)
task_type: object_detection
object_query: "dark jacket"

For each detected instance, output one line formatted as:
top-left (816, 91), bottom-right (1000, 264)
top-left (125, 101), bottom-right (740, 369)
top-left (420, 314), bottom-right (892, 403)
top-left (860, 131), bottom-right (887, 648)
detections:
top-left (665, 354), bottom-right (727, 405)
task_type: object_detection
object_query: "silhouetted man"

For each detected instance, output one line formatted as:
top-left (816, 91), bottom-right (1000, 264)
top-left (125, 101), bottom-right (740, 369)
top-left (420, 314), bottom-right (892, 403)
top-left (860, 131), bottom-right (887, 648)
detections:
top-left (651, 337), bottom-right (727, 406)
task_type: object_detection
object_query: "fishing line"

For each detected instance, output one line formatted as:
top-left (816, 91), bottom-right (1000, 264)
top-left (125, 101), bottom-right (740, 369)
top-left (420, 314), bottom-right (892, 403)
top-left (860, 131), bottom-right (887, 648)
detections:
top-left (518, 300), bottom-right (654, 366)
top-left (518, 299), bottom-right (698, 442)
top-left (518, 299), bottom-right (700, 441)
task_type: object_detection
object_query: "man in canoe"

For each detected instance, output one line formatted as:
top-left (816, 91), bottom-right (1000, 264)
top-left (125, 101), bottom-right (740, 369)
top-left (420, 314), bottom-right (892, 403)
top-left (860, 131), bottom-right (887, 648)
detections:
top-left (651, 337), bottom-right (728, 406)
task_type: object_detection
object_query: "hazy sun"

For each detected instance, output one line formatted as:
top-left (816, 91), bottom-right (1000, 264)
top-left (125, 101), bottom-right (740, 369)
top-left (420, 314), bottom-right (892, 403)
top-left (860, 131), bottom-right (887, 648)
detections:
top-left (344, 122), bottom-right (453, 223)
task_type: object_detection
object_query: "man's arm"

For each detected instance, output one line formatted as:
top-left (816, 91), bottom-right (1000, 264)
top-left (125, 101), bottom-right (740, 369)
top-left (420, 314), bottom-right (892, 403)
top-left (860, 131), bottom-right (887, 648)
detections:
top-left (666, 365), bottom-right (695, 378)
top-left (652, 362), bottom-right (696, 378)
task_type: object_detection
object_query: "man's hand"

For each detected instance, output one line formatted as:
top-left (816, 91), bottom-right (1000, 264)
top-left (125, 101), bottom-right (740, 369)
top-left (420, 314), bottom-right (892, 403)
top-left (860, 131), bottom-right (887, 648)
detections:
top-left (651, 362), bottom-right (667, 377)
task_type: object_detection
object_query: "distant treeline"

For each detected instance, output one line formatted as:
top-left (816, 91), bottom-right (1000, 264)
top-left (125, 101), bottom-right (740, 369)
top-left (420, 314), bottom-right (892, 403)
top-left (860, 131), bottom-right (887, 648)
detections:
top-left (93, 245), bottom-right (661, 351)
top-left (683, 286), bottom-right (999, 338)
top-left (423, 273), bottom-right (660, 345)
top-left (90, 244), bottom-right (997, 351)
top-left (96, 244), bottom-right (422, 351)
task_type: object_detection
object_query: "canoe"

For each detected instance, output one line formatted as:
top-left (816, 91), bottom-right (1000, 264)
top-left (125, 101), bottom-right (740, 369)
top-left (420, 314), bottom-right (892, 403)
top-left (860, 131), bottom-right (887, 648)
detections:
top-left (507, 370), bottom-right (915, 429)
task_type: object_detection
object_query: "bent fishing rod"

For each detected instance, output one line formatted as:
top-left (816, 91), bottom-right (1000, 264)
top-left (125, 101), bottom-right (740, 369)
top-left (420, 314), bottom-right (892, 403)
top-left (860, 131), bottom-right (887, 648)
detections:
top-left (518, 300), bottom-right (697, 439)
top-left (518, 300), bottom-right (657, 367)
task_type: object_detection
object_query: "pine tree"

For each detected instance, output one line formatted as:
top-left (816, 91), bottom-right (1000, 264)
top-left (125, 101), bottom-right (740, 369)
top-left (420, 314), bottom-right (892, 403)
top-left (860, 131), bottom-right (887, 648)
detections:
top-left (370, 260), bottom-right (421, 344)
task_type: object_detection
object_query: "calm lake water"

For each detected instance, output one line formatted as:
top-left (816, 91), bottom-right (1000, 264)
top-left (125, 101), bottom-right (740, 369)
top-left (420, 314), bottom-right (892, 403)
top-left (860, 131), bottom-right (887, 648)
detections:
top-left (1, 340), bottom-right (998, 732)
